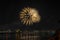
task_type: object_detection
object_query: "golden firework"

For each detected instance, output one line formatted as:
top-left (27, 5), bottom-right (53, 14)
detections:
top-left (19, 7), bottom-right (41, 25)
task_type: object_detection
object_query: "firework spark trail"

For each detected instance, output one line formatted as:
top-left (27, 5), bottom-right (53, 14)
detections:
top-left (19, 7), bottom-right (41, 25)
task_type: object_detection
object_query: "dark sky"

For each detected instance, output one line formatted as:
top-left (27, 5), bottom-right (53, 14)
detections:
top-left (0, 0), bottom-right (60, 30)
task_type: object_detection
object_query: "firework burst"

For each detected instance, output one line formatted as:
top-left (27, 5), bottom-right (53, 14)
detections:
top-left (19, 7), bottom-right (41, 25)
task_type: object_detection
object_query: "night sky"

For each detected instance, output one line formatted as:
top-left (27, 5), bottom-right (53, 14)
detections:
top-left (0, 0), bottom-right (60, 30)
